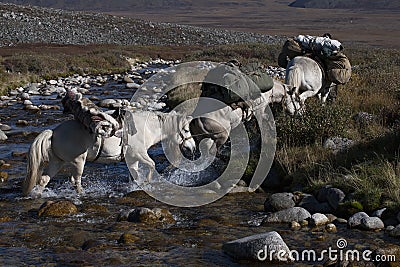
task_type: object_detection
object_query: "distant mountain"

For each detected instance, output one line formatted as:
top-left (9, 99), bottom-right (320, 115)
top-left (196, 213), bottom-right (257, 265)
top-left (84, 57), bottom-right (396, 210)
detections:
top-left (289, 0), bottom-right (400, 10)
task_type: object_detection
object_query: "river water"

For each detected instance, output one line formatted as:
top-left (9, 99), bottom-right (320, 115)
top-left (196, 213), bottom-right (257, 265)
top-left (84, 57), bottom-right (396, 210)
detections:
top-left (0, 63), bottom-right (399, 266)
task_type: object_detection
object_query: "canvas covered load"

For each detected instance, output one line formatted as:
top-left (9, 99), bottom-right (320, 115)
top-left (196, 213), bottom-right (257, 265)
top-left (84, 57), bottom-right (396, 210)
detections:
top-left (323, 52), bottom-right (352, 84)
top-left (278, 38), bottom-right (304, 68)
top-left (62, 90), bottom-right (120, 137)
top-left (201, 61), bottom-right (274, 104)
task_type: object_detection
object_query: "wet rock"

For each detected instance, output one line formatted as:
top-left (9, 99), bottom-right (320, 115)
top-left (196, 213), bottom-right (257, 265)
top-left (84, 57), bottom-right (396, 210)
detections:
top-left (372, 208), bottom-right (387, 218)
top-left (222, 231), bottom-right (292, 262)
top-left (372, 245), bottom-right (400, 267)
top-left (38, 200), bottom-right (79, 218)
top-left (386, 225), bottom-right (395, 232)
top-left (310, 213), bottom-right (330, 226)
top-left (263, 207), bottom-right (311, 224)
top-left (25, 105), bottom-right (41, 112)
top-left (317, 185), bottom-right (332, 202)
top-left (117, 209), bottom-right (133, 222)
top-left (389, 224), bottom-right (400, 238)
top-left (127, 207), bottom-right (175, 224)
top-left (299, 194), bottom-right (333, 214)
top-left (20, 93), bottom-right (30, 100)
top-left (0, 171), bottom-right (8, 182)
top-left (40, 104), bottom-right (60, 110)
top-left (99, 99), bottom-right (117, 108)
top-left (82, 204), bottom-right (109, 214)
top-left (0, 216), bottom-right (12, 223)
top-left (123, 75), bottom-right (134, 83)
top-left (0, 129), bottom-right (7, 141)
top-left (348, 212), bottom-right (369, 229)
top-left (290, 221), bottom-right (301, 231)
top-left (264, 193), bottom-right (295, 212)
top-left (118, 233), bottom-right (140, 244)
top-left (126, 82), bottom-right (141, 89)
top-left (11, 151), bottom-right (27, 157)
top-left (361, 217), bottom-right (384, 230)
top-left (81, 240), bottom-right (104, 251)
top-left (326, 214), bottom-right (337, 223)
top-left (0, 123), bottom-right (11, 131)
top-left (23, 99), bottom-right (33, 105)
top-left (326, 188), bottom-right (346, 210)
top-left (325, 223), bottom-right (337, 233)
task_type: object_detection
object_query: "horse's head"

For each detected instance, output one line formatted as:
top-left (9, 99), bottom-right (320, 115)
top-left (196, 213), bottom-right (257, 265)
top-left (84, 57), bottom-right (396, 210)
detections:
top-left (176, 115), bottom-right (196, 156)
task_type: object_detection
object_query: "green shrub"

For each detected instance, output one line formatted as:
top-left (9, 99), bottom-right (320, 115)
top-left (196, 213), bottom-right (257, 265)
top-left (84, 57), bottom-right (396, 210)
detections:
top-left (274, 100), bottom-right (352, 147)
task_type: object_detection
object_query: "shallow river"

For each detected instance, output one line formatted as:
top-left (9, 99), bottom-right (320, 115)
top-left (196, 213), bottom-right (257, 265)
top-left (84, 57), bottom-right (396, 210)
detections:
top-left (0, 63), bottom-right (399, 266)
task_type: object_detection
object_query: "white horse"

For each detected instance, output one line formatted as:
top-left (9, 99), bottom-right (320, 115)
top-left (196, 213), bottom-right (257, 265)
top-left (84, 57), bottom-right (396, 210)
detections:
top-left (22, 111), bottom-right (195, 196)
top-left (286, 56), bottom-right (336, 109)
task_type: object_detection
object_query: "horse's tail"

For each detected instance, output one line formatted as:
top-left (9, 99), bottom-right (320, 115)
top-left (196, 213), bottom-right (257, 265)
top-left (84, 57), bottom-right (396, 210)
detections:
top-left (22, 129), bottom-right (53, 196)
top-left (286, 64), bottom-right (302, 93)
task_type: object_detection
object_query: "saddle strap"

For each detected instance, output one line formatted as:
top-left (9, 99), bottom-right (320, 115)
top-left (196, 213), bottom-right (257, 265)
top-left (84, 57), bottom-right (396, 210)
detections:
top-left (93, 136), bottom-right (105, 162)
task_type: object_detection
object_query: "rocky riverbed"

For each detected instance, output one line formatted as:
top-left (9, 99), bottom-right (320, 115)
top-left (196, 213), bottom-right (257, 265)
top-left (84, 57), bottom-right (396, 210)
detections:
top-left (0, 59), bottom-right (399, 266)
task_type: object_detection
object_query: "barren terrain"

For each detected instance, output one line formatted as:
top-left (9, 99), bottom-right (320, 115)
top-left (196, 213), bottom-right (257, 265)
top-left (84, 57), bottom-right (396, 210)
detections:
top-left (110, 0), bottom-right (400, 48)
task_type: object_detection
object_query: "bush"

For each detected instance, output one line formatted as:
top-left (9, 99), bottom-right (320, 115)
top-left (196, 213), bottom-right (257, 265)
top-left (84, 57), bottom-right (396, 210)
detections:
top-left (274, 100), bottom-right (352, 147)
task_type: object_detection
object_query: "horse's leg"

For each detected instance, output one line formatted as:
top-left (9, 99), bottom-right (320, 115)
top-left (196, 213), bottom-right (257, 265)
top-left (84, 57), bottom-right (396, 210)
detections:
top-left (299, 90), bottom-right (317, 105)
top-left (136, 152), bottom-right (156, 181)
top-left (31, 154), bottom-right (64, 197)
top-left (70, 152), bottom-right (87, 193)
top-left (128, 161), bottom-right (139, 182)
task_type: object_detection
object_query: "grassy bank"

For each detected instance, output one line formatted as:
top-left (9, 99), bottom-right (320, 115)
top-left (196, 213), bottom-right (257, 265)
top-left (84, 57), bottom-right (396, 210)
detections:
top-left (1, 42), bottom-right (399, 211)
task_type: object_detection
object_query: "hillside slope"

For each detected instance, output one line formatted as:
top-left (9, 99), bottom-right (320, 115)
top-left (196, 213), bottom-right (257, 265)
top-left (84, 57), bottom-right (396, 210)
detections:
top-left (289, 0), bottom-right (400, 10)
top-left (0, 3), bottom-right (281, 47)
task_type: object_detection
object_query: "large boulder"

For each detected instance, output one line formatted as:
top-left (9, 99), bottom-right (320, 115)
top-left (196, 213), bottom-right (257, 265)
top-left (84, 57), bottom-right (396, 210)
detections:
top-left (299, 194), bottom-right (333, 213)
top-left (38, 200), bottom-right (78, 218)
top-left (264, 193), bottom-right (295, 212)
top-left (361, 217), bottom-right (384, 231)
top-left (222, 231), bottom-right (292, 262)
top-left (348, 212), bottom-right (369, 229)
top-left (263, 207), bottom-right (311, 224)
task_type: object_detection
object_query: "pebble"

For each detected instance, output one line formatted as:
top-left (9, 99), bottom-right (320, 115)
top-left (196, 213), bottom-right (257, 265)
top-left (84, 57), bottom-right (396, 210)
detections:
top-left (325, 223), bottom-right (337, 233)
top-left (0, 171), bottom-right (8, 182)
top-left (0, 129), bottom-right (7, 141)
top-left (290, 221), bottom-right (301, 231)
top-left (16, 120), bottom-right (29, 126)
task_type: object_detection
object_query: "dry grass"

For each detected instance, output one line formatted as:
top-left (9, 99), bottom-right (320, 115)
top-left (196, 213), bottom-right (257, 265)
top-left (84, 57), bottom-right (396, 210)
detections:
top-left (1, 42), bottom-right (399, 211)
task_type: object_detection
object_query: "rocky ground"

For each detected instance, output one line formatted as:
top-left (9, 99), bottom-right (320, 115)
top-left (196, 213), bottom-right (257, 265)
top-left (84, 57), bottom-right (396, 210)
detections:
top-left (0, 3), bottom-right (283, 47)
